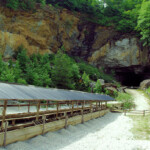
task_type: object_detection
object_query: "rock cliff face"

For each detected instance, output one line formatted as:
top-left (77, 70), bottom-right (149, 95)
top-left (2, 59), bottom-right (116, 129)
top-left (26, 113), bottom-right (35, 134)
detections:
top-left (0, 6), bottom-right (149, 72)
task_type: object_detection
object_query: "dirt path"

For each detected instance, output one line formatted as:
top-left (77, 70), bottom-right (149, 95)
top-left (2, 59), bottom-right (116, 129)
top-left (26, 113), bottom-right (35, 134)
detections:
top-left (126, 89), bottom-right (150, 110)
top-left (1, 90), bottom-right (150, 150)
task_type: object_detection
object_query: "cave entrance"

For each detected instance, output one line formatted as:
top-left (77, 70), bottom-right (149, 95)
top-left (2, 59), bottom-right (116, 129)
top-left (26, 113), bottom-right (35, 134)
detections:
top-left (116, 72), bottom-right (144, 87)
top-left (113, 66), bottom-right (150, 87)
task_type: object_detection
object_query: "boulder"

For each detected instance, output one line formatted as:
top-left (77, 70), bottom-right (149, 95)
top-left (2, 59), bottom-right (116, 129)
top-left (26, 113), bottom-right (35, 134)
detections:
top-left (98, 79), bottom-right (105, 85)
top-left (140, 79), bottom-right (150, 89)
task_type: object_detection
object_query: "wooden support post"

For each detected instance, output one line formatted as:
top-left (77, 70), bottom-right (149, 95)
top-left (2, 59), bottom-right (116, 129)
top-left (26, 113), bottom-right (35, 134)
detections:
top-left (96, 101), bottom-right (98, 111)
top-left (36, 101), bottom-right (41, 121)
top-left (12, 120), bottom-right (15, 126)
top-left (28, 101), bottom-right (30, 113)
top-left (101, 102), bottom-right (103, 110)
top-left (71, 101), bottom-right (74, 116)
top-left (105, 102), bottom-right (107, 109)
top-left (90, 101), bottom-right (93, 113)
top-left (124, 110), bottom-right (126, 116)
top-left (81, 109), bottom-right (84, 124)
top-left (3, 121), bottom-right (8, 147)
top-left (65, 112), bottom-right (68, 129)
top-left (99, 101), bottom-right (100, 107)
top-left (42, 115), bottom-right (46, 135)
top-left (82, 101), bottom-right (84, 109)
top-left (56, 102), bottom-right (59, 118)
top-left (77, 101), bottom-right (79, 108)
top-left (1, 101), bottom-right (8, 130)
top-left (46, 101), bottom-right (48, 111)
top-left (143, 110), bottom-right (145, 117)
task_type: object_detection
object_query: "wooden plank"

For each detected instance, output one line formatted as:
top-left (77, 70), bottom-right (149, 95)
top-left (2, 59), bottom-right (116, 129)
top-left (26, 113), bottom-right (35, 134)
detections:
top-left (71, 101), bottom-right (74, 116)
top-left (56, 102), bottom-right (59, 118)
top-left (90, 101), bottom-right (92, 113)
top-left (105, 102), bottom-right (107, 109)
top-left (96, 101), bottom-right (98, 111)
top-left (36, 101), bottom-right (41, 121)
top-left (77, 101), bottom-right (79, 108)
top-left (0, 109), bottom-right (109, 146)
top-left (65, 113), bottom-right (68, 129)
top-left (46, 101), bottom-right (48, 111)
top-left (81, 110), bottom-right (84, 124)
top-left (1, 101), bottom-right (8, 130)
top-left (3, 121), bottom-right (8, 147)
top-left (28, 102), bottom-right (30, 113)
top-left (42, 115), bottom-right (46, 135)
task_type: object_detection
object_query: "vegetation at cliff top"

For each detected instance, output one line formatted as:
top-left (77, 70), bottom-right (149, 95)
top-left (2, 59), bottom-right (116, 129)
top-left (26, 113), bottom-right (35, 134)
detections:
top-left (3, 0), bottom-right (150, 46)
top-left (0, 46), bottom-right (117, 97)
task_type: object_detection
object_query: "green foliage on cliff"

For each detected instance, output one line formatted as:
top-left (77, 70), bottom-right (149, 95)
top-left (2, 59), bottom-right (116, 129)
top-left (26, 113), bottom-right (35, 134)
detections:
top-left (5, 0), bottom-right (46, 10)
top-left (4, 0), bottom-right (150, 46)
top-left (137, 1), bottom-right (150, 46)
top-left (0, 46), bottom-right (116, 95)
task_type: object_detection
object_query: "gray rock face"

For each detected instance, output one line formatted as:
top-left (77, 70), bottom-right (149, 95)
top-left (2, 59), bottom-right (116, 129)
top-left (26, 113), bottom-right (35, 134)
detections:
top-left (140, 79), bottom-right (150, 89)
top-left (4, 45), bottom-right (14, 58)
top-left (88, 38), bottom-right (142, 68)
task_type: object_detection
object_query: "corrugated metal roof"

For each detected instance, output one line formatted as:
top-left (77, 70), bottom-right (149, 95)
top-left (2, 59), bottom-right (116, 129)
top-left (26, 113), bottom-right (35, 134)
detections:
top-left (0, 83), bottom-right (114, 101)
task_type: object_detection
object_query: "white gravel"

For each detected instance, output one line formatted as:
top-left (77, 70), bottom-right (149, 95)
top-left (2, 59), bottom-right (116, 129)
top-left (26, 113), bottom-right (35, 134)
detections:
top-left (126, 89), bottom-right (150, 110)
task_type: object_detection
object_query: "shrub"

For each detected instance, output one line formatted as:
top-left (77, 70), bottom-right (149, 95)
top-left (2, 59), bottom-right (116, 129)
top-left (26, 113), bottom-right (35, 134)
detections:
top-left (51, 49), bottom-right (79, 89)
top-left (93, 80), bottom-right (102, 93)
top-left (17, 78), bottom-right (27, 85)
top-left (6, 0), bottom-right (19, 10)
top-left (116, 92), bottom-right (134, 109)
top-left (0, 64), bottom-right (15, 83)
top-left (78, 61), bottom-right (101, 81)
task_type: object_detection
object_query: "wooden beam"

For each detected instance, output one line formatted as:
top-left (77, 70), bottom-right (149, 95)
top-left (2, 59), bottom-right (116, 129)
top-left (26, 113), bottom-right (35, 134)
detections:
top-left (46, 101), bottom-right (48, 111)
top-left (65, 112), bottom-right (68, 129)
top-left (81, 109), bottom-right (84, 124)
top-left (105, 102), bottom-right (107, 109)
top-left (56, 102), bottom-right (59, 118)
top-left (1, 100), bottom-right (8, 130)
top-left (101, 102), bottom-right (103, 110)
top-left (36, 101), bottom-right (41, 121)
top-left (77, 101), bottom-right (79, 108)
top-left (71, 101), bottom-right (74, 116)
top-left (3, 121), bottom-right (8, 147)
top-left (42, 115), bottom-right (46, 135)
top-left (90, 101), bottom-right (92, 113)
top-left (28, 101), bottom-right (30, 113)
top-left (96, 101), bottom-right (98, 111)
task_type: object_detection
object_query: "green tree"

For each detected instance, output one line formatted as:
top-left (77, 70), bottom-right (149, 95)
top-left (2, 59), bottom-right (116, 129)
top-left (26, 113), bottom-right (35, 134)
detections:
top-left (93, 80), bottom-right (102, 93)
top-left (17, 46), bottom-right (30, 72)
top-left (51, 49), bottom-right (76, 89)
top-left (6, 0), bottom-right (19, 10)
top-left (137, 1), bottom-right (150, 46)
top-left (0, 64), bottom-right (15, 83)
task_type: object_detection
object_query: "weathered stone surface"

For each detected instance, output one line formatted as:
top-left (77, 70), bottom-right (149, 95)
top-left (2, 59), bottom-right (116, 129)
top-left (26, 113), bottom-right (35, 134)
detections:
top-left (140, 79), bottom-right (150, 89)
top-left (88, 38), bottom-right (144, 68)
top-left (0, 6), bottom-right (149, 70)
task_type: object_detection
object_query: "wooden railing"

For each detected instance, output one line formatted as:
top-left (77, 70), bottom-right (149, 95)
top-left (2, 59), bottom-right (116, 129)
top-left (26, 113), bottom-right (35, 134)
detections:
top-left (0, 100), bottom-right (108, 132)
top-left (124, 109), bottom-right (150, 116)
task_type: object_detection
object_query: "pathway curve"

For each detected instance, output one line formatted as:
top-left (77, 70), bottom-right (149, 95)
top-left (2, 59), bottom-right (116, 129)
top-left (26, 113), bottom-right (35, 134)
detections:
top-left (126, 89), bottom-right (150, 110)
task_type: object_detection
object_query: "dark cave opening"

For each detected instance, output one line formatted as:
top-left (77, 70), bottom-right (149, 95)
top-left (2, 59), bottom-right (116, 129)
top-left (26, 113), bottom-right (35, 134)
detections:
top-left (116, 72), bottom-right (144, 87)
top-left (114, 66), bottom-right (150, 87)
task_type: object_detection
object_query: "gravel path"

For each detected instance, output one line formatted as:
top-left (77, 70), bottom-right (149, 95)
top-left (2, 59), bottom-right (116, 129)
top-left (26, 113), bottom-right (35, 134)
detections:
top-left (126, 89), bottom-right (150, 110)
top-left (1, 90), bottom-right (150, 150)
